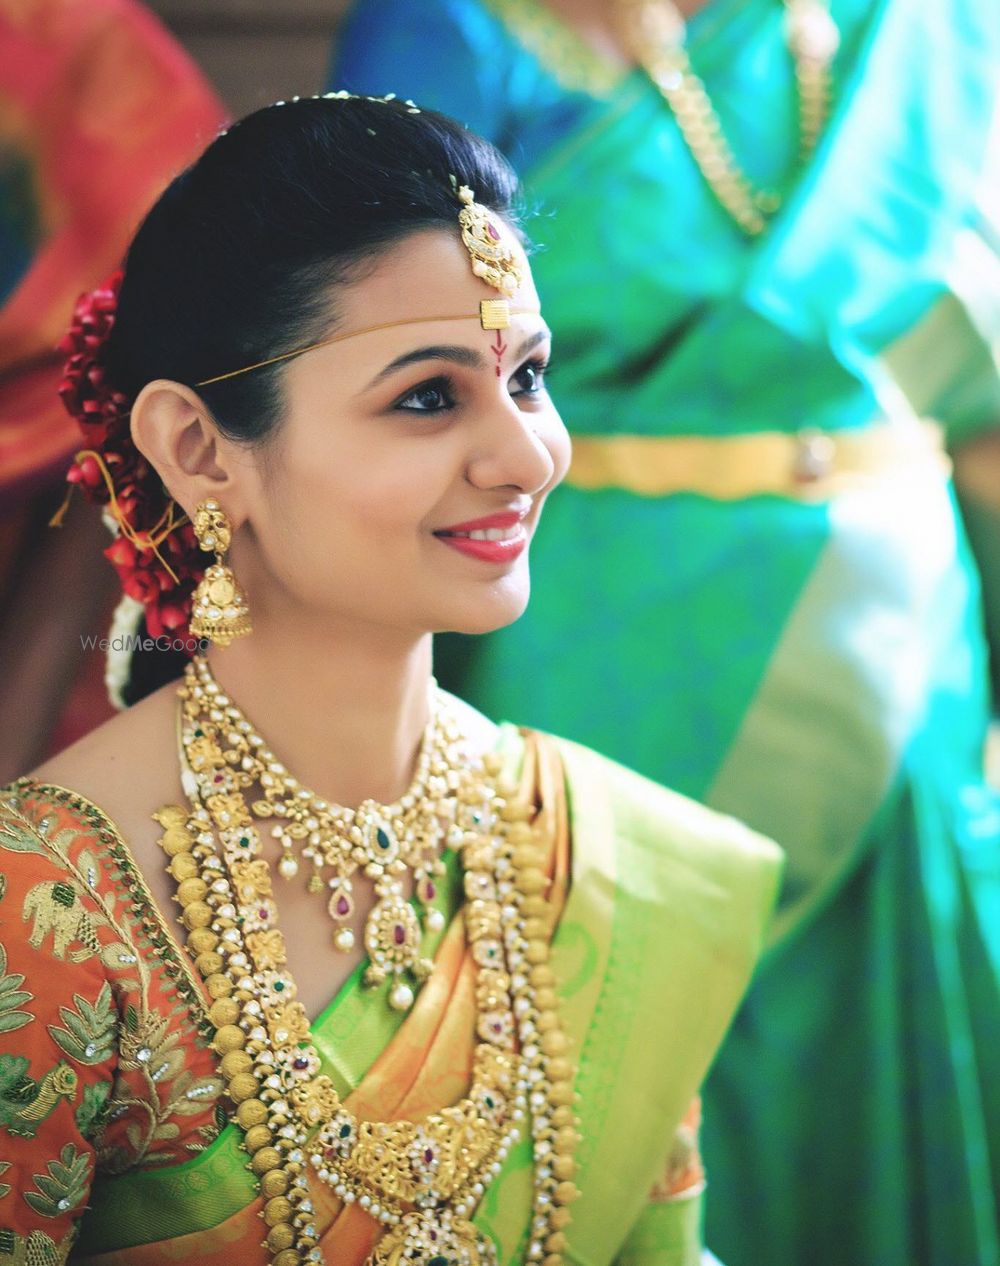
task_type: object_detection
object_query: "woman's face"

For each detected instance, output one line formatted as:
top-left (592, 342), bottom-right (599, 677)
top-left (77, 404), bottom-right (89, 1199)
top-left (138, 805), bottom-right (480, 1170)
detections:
top-left (231, 226), bottom-right (570, 640)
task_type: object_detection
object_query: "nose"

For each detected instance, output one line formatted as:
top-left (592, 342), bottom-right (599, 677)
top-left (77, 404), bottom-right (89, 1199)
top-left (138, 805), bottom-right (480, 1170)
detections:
top-left (466, 397), bottom-right (559, 496)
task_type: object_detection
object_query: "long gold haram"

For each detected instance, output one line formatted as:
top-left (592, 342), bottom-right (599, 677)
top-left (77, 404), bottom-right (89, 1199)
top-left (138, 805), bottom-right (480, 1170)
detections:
top-left (160, 682), bottom-right (579, 1266)
top-left (615, 0), bottom-right (840, 235)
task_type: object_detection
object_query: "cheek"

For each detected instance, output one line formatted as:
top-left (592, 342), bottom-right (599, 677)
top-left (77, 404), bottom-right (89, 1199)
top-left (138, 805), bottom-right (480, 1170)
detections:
top-left (276, 430), bottom-right (450, 556)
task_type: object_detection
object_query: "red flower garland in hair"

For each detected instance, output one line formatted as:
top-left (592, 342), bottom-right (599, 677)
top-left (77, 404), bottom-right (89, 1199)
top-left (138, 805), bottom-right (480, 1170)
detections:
top-left (58, 272), bottom-right (201, 640)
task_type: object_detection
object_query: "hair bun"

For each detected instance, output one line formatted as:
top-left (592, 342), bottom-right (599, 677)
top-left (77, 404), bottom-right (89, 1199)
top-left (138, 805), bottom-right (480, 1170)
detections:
top-left (58, 269), bottom-right (201, 642)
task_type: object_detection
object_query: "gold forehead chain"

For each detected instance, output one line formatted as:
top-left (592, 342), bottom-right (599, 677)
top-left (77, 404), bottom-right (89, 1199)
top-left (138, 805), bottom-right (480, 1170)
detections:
top-left (196, 185), bottom-right (527, 388)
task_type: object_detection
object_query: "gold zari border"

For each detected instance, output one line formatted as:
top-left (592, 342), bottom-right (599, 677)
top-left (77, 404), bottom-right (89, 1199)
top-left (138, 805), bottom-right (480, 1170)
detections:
top-left (565, 420), bottom-right (949, 501)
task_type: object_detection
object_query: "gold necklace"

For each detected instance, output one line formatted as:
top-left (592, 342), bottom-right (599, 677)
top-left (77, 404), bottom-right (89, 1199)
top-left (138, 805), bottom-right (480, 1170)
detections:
top-left (181, 657), bottom-right (463, 1009)
top-left (615, 0), bottom-right (840, 235)
top-left (162, 681), bottom-right (579, 1266)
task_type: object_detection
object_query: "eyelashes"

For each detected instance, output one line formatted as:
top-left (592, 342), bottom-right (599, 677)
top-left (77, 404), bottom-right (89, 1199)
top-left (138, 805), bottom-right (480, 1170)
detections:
top-left (394, 377), bottom-right (456, 413)
top-left (393, 356), bottom-right (553, 414)
top-left (512, 357), bottom-right (552, 396)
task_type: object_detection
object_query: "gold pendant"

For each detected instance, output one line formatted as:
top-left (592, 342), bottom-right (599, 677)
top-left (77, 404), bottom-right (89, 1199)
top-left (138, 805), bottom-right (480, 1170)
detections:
top-left (368, 1208), bottom-right (499, 1266)
top-left (363, 886), bottom-right (432, 1009)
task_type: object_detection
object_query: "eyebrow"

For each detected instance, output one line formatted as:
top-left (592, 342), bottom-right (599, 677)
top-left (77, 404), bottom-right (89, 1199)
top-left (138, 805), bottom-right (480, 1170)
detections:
top-left (364, 328), bottom-right (551, 391)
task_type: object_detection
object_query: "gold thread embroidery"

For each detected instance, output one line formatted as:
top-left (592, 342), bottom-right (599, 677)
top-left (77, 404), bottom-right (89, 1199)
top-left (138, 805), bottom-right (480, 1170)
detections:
top-left (0, 1226), bottom-right (77, 1265)
top-left (10, 780), bottom-right (209, 1028)
top-left (2, 785), bottom-right (222, 1169)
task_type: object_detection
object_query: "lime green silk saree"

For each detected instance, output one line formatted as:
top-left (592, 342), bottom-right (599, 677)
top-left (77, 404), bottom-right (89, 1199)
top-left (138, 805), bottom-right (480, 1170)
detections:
top-left (1, 729), bottom-right (779, 1265)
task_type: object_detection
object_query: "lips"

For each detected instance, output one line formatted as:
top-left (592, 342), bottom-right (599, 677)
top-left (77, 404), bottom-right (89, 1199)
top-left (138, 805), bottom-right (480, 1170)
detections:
top-left (434, 508), bottom-right (530, 564)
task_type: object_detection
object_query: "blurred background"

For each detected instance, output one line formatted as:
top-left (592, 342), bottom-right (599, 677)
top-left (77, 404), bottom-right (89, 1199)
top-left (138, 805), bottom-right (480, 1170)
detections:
top-left (147, 0), bottom-right (345, 115)
top-left (0, 0), bottom-right (356, 783)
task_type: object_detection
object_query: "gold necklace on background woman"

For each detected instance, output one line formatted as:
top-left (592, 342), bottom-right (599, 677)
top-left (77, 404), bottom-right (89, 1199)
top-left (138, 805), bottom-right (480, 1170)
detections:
top-left (614, 0), bottom-right (840, 235)
top-left (154, 172), bottom-right (579, 1266)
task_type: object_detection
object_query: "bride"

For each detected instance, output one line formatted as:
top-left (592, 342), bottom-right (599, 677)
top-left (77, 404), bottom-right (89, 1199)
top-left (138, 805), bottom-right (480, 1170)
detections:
top-left (1, 95), bottom-right (780, 1266)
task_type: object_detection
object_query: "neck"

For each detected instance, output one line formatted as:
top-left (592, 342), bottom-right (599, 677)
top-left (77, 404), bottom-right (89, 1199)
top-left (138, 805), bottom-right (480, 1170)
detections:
top-left (203, 618), bottom-right (435, 808)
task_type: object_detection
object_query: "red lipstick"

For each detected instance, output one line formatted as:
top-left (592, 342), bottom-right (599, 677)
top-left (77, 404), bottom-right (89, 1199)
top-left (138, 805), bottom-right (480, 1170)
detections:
top-left (434, 509), bottom-right (530, 564)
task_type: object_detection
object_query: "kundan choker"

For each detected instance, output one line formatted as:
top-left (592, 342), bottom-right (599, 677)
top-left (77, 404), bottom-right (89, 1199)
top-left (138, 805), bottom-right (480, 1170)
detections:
top-left (160, 665), bottom-right (579, 1266)
top-left (180, 656), bottom-right (464, 1010)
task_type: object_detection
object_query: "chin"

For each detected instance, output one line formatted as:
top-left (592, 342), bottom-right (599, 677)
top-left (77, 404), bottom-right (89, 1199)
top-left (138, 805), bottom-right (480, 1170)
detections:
top-left (438, 577), bottom-right (530, 636)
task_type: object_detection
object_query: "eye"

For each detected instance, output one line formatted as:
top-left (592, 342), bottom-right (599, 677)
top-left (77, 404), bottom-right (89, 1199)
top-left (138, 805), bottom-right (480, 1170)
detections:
top-left (395, 376), bottom-right (456, 412)
top-left (510, 357), bottom-right (550, 397)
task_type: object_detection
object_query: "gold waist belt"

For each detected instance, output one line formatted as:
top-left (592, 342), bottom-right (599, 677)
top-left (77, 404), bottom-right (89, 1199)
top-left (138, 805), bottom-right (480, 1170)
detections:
top-left (566, 420), bottom-right (949, 500)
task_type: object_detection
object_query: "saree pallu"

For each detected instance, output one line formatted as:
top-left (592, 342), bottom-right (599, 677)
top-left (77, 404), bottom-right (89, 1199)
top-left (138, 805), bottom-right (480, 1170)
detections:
top-left (0, 0), bottom-right (226, 498)
top-left (331, 1), bottom-right (1000, 1262)
top-left (0, 728), bottom-right (781, 1264)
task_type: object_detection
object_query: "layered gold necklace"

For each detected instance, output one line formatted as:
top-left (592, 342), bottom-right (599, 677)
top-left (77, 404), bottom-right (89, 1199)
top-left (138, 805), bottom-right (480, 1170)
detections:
top-left (160, 657), bottom-right (578, 1266)
top-left (615, 0), bottom-right (840, 235)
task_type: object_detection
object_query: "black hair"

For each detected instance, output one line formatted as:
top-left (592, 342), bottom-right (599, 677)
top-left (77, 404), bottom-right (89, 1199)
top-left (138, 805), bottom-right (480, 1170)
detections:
top-left (104, 93), bottom-right (521, 442)
top-left (101, 94), bottom-right (521, 705)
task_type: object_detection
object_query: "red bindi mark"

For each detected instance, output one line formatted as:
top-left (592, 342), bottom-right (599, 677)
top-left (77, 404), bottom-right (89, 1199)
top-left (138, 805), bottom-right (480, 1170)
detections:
top-left (491, 328), bottom-right (507, 377)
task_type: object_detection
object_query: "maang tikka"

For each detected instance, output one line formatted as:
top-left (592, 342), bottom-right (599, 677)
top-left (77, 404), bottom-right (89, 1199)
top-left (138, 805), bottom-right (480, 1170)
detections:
top-left (456, 183), bottom-right (524, 331)
top-left (189, 500), bottom-right (252, 645)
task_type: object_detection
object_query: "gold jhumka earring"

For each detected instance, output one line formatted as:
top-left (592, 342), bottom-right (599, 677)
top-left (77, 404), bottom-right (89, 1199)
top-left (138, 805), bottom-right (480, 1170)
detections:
top-left (188, 500), bottom-right (252, 645)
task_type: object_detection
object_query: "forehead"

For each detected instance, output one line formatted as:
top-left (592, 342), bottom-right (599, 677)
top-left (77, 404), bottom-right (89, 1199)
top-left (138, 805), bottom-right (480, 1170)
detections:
top-left (336, 226), bottom-right (540, 329)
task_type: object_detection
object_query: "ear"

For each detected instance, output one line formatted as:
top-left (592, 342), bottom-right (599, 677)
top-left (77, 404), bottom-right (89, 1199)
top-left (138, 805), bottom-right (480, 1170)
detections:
top-left (130, 380), bottom-right (250, 524)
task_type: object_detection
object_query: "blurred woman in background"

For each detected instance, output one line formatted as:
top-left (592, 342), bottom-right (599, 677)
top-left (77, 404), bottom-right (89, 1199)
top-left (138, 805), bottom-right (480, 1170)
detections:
top-left (330, 2), bottom-right (1000, 1262)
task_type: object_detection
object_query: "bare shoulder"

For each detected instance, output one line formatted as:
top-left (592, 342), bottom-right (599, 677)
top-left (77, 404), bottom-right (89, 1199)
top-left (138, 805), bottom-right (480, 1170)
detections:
top-left (29, 677), bottom-right (186, 875)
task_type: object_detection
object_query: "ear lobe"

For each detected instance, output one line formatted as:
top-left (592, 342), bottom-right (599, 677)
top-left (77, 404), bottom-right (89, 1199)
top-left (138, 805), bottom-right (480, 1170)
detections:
top-left (130, 379), bottom-right (233, 518)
